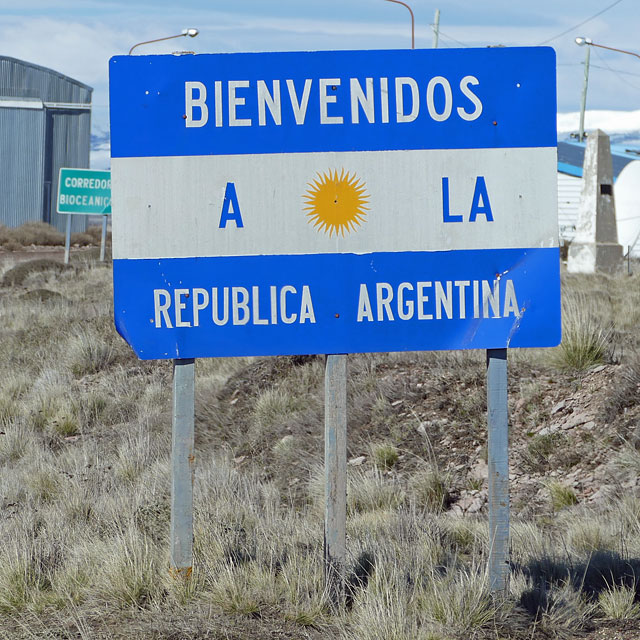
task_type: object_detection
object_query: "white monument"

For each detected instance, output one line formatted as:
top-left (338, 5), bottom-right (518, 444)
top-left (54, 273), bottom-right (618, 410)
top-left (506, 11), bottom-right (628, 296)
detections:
top-left (567, 129), bottom-right (623, 273)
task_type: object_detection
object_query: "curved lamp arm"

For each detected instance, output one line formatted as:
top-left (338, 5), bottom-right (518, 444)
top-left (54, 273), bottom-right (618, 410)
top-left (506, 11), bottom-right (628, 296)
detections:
top-left (129, 28), bottom-right (199, 55)
top-left (384, 0), bottom-right (415, 49)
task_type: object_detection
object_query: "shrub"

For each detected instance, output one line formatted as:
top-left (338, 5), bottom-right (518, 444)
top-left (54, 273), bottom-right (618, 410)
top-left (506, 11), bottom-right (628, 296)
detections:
top-left (371, 442), bottom-right (399, 470)
top-left (10, 222), bottom-right (64, 246)
top-left (554, 294), bottom-right (612, 370)
top-left (547, 481), bottom-right (578, 511)
top-left (598, 583), bottom-right (640, 620)
top-left (65, 330), bottom-right (115, 377)
top-left (1, 259), bottom-right (68, 286)
top-left (408, 468), bottom-right (451, 513)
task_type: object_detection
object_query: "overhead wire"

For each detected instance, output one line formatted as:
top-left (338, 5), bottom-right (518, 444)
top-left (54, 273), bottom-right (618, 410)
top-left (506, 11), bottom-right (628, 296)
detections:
top-left (591, 47), bottom-right (640, 90)
top-left (537, 0), bottom-right (625, 45)
top-left (435, 30), bottom-right (471, 48)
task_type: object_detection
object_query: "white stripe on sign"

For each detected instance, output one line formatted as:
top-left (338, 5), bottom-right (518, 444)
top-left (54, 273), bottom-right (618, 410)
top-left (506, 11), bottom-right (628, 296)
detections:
top-left (112, 147), bottom-right (557, 260)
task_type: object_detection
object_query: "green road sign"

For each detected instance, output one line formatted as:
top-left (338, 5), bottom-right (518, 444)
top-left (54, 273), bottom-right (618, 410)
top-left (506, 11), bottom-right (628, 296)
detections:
top-left (57, 168), bottom-right (111, 215)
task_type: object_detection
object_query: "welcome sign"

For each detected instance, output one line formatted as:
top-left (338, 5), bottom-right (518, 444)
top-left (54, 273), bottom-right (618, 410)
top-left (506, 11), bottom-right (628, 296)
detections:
top-left (109, 47), bottom-right (560, 359)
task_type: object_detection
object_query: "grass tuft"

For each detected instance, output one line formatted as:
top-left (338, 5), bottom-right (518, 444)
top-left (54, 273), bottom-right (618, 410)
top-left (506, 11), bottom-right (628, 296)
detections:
top-left (370, 442), bottom-right (399, 470)
top-left (553, 293), bottom-right (613, 370)
top-left (598, 583), bottom-right (640, 620)
top-left (547, 481), bottom-right (578, 511)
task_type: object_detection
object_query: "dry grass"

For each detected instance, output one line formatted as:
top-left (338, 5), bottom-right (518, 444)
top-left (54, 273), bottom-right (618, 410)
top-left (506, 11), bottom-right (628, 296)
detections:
top-left (0, 259), bottom-right (639, 638)
top-left (0, 222), bottom-right (105, 251)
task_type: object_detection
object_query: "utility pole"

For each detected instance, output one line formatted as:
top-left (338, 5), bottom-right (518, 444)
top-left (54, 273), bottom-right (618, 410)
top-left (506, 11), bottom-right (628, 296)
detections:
top-left (578, 44), bottom-right (590, 142)
top-left (432, 8), bottom-right (440, 48)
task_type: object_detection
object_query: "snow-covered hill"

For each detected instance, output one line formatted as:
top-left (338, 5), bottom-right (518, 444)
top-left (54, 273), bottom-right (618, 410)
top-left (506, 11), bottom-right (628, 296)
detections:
top-left (558, 110), bottom-right (640, 147)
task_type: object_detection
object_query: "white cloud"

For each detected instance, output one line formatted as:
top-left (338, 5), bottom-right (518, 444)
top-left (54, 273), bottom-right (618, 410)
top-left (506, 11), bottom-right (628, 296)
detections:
top-left (558, 109), bottom-right (640, 135)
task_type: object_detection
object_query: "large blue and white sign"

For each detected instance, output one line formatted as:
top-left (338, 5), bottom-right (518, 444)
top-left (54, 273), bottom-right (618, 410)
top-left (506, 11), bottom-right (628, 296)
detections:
top-left (109, 47), bottom-right (560, 359)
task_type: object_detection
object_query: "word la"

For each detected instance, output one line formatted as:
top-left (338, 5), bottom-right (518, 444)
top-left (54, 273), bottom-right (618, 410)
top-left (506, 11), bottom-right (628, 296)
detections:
top-left (442, 176), bottom-right (493, 223)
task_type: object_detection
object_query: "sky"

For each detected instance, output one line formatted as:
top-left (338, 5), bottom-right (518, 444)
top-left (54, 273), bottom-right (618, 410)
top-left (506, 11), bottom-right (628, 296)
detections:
top-left (1, 0), bottom-right (639, 167)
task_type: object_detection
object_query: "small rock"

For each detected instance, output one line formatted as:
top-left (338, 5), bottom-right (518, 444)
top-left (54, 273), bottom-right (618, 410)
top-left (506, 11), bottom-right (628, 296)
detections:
top-left (591, 365), bottom-right (606, 373)
top-left (551, 400), bottom-right (566, 415)
top-left (582, 421), bottom-right (596, 431)
top-left (561, 412), bottom-right (591, 430)
top-left (470, 459), bottom-right (488, 481)
top-left (391, 400), bottom-right (403, 406)
top-left (348, 455), bottom-right (366, 466)
top-left (538, 425), bottom-right (560, 436)
top-left (457, 494), bottom-right (475, 511)
top-left (234, 455), bottom-right (246, 464)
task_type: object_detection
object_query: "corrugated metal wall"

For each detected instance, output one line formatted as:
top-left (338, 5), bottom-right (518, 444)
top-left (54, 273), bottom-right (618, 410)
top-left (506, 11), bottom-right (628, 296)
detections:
top-left (0, 106), bottom-right (45, 228)
top-left (0, 56), bottom-right (92, 233)
top-left (558, 172), bottom-right (581, 244)
top-left (47, 109), bottom-right (92, 232)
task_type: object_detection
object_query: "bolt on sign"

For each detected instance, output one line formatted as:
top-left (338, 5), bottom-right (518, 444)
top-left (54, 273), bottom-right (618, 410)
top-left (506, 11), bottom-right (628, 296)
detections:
top-left (57, 168), bottom-right (112, 215)
top-left (109, 47), bottom-right (560, 359)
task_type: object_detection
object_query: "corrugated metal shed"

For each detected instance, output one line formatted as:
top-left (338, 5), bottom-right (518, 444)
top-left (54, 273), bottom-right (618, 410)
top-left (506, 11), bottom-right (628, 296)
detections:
top-left (0, 56), bottom-right (92, 233)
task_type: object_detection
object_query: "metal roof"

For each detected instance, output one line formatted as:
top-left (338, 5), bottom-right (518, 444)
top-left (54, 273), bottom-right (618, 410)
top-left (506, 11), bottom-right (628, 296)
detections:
top-left (0, 55), bottom-right (92, 104)
top-left (0, 56), bottom-right (91, 232)
top-left (558, 139), bottom-right (639, 179)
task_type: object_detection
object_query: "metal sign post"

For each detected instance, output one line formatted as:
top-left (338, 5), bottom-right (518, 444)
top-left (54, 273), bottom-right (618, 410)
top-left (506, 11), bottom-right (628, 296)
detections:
top-left (100, 214), bottom-right (108, 262)
top-left (64, 214), bottom-right (72, 265)
top-left (487, 348), bottom-right (509, 593)
top-left (324, 354), bottom-right (347, 605)
top-left (170, 358), bottom-right (195, 577)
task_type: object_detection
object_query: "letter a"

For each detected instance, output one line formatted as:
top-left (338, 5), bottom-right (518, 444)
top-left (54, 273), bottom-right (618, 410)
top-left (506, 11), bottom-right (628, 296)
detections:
top-left (219, 182), bottom-right (244, 228)
top-left (469, 176), bottom-right (494, 222)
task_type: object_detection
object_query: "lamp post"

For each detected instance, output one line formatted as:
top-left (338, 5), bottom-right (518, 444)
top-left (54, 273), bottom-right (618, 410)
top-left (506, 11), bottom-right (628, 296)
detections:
top-left (384, 0), bottom-right (415, 49)
top-left (575, 37), bottom-right (640, 142)
top-left (129, 28), bottom-right (199, 55)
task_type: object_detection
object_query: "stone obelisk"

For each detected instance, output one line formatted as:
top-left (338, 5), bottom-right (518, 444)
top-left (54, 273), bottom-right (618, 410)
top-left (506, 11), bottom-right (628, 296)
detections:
top-left (567, 129), bottom-right (622, 273)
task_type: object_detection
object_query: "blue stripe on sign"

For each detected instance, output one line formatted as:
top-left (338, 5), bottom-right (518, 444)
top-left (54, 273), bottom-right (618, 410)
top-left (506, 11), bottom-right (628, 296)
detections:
top-left (113, 248), bottom-right (561, 359)
top-left (109, 47), bottom-right (556, 158)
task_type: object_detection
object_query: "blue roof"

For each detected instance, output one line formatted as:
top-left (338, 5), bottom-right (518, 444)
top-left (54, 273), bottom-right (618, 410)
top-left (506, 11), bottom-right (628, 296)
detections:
top-left (558, 138), bottom-right (640, 179)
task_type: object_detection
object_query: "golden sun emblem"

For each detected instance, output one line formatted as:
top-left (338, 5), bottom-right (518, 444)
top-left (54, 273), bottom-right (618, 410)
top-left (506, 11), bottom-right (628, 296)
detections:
top-left (303, 169), bottom-right (369, 237)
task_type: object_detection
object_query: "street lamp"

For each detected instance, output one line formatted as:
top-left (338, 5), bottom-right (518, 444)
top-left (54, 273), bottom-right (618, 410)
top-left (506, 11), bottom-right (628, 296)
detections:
top-left (384, 0), bottom-right (415, 50)
top-left (575, 36), bottom-right (640, 142)
top-left (129, 28), bottom-right (199, 55)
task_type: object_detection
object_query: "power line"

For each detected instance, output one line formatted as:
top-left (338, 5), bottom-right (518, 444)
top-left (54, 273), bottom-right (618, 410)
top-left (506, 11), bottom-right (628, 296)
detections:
top-left (590, 62), bottom-right (640, 79)
top-left (558, 60), bottom-right (640, 78)
top-left (537, 0), bottom-right (625, 45)
top-left (436, 30), bottom-right (471, 48)
top-left (591, 47), bottom-right (640, 90)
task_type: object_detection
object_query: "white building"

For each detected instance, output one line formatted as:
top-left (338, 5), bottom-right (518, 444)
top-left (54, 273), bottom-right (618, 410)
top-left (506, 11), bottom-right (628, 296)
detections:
top-left (557, 138), bottom-right (640, 256)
